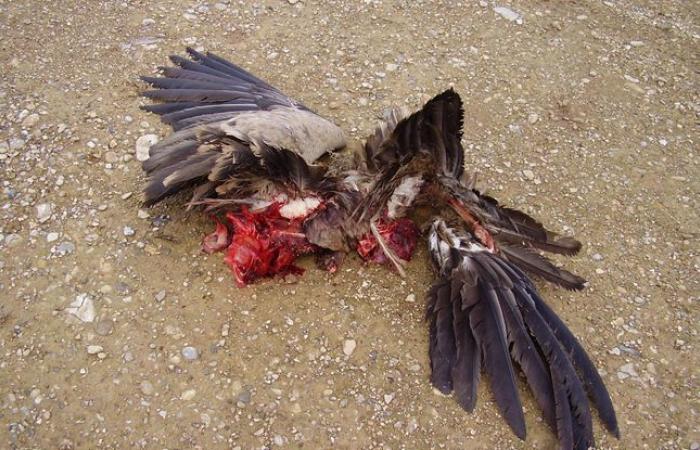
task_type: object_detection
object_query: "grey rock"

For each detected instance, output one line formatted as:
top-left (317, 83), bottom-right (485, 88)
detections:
top-left (9, 138), bottom-right (26, 150)
top-left (22, 113), bottom-right (40, 128)
top-left (95, 320), bottom-right (114, 336)
top-left (55, 241), bottom-right (75, 256)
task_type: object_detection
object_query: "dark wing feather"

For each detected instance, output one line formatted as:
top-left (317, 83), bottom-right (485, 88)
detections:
top-left (514, 283), bottom-right (595, 449)
top-left (451, 281), bottom-right (481, 411)
top-left (500, 245), bottom-right (587, 291)
top-left (353, 89), bottom-right (465, 223)
top-left (426, 280), bottom-right (456, 393)
top-left (469, 283), bottom-right (527, 439)
top-left (532, 288), bottom-right (620, 437)
top-left (366, 88), bottom-right (464, 179)
top-left (425, 218), bottom-right (618, 447)
top-left (478, 193), bottom-right (583, 256)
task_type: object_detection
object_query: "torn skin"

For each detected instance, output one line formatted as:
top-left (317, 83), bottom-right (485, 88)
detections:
top-left (356, 217), bottom-right (420, 266)
top-left (203, 204), bottom-right (318, 286)
top-left (201, 216), bottom-right (231, 254)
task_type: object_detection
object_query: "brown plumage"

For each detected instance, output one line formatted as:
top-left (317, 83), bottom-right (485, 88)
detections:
top-left (139, 48), bottom-right (619, 447)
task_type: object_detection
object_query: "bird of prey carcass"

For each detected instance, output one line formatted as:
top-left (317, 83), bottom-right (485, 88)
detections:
top-left (139, 48), bottom-right (619, 449)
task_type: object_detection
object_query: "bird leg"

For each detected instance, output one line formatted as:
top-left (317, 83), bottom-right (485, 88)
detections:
top-left (449, 199), bottom-right (496, 252)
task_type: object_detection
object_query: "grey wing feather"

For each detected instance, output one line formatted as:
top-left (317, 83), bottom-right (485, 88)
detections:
top-left (139, 48), bottom-right (346, 205)
top-left (425, 218), bottom-right (618, 447)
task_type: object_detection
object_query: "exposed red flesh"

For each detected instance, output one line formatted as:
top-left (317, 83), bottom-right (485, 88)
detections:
top-left (203, 204), bottom-right (318, 286)
top-left (356, 218), bottom-right (420, 265)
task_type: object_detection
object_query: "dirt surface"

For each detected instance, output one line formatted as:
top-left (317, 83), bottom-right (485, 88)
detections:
top-left (1, 0), bottom-right (698, 449)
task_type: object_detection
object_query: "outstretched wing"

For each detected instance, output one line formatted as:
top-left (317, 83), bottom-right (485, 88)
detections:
top-left (426, 219), bottom-right (619, 448)
top-left (139, 48), bottom-right (346, 206)
top-left (358, 90), bottom-right (618, 443)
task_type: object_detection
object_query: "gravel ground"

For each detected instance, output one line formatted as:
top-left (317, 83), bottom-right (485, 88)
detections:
top-left (1, 1), bottom-right (698, 449)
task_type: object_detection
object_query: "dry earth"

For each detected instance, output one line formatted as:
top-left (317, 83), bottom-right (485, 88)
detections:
top-left (1, 0), bottom-right (698, 449)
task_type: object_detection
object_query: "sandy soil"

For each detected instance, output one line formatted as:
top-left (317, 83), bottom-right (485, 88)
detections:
top-left (0, 1), bottom-right (698, 449)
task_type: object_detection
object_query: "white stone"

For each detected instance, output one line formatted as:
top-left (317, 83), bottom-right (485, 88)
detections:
top-left (36, 203), bottom-right (52, 223)
top-left (87, 345), bottom-right (103, 355)
top-left (522, 169), bottom-right (535, 180)
top-left (66, 294), bottom-right (96, 322)
top-left (135, 134), bottom-right (159, 162)
top-left (494, 6), bottom-right (523, 24)
top-left (46, 232), bottom-right (59, 243)
top-left (343, 339), bottom-right (357, 356)
top-left (181, 389), bottom-right (196, 400)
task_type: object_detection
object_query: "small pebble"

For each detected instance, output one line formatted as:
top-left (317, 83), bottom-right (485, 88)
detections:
top-left (405, 293), bottom-right (416, 303)
top-left (182, 346), bottom-right (199, 360)
top-left (22, 113), bottom-right (40, 128)
top-left (237, 389), bottom-right (251, 404)
top-left (180, 389), bottom-right (196, 401)
top-left (46, 232), bottom-right (59, 243)
top-left (135, 134), bottom-right (159, 161)
top-left (95, 320), bottom-right (114, 336)
top-left (36, 203), bottom-right (52, 223)
top-left (87, 345), bottom-right (103, 355)
top-left (66, 294), bottom-right (96, 322)
top-left (123, 226), bottom-right (135, 237)
top-left (522, 169), bottom-right (535, 181)
top-left (55, 241), bottom-right (75, 255)
top-left (343, 339), bottom-right (357, 356)
top-left (140, 381), bottom-right (155, 396)
top-left (155, 290), bottom-right (166, 302)
top-left (9, 138), bottom-right (25, 150)
top-left (494, 5), bottom-right (523, 24)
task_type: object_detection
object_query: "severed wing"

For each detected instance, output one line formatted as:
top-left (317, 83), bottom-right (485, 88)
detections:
top-left (426, 219), bottom-right (618, 449)
top-left (360, 89), bottom-right (619, 447)
top-left (139, 48), bottom-right (346, 206)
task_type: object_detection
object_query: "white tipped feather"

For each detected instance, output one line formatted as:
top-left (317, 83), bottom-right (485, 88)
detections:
top-left (387, 176), bottom-right (424, 219)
